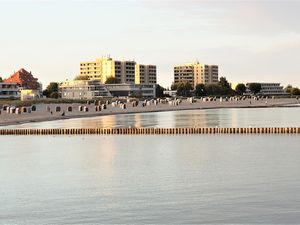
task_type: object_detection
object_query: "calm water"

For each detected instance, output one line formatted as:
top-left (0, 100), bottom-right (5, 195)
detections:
top-left (5, 107), bottom-right (300, 129)
top-left (1, 135), bottom-right (300, 224)
top-left (1, 107), bottom-right (300, 224)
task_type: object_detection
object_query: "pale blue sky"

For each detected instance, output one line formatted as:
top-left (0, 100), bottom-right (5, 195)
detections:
top-left (1, 0), bottom-right (300, 88)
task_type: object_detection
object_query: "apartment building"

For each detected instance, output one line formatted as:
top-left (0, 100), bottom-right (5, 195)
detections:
top-left (174, 62), bottom-right (218, 88)
top-left (0, 83), bottom-right (19, 99)
top-left (79, 57), bottom-right (156, 85)
top-left (135, 64), bottom-right (157, 84)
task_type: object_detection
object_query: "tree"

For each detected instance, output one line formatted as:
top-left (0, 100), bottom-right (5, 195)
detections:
top-left (204, 83), bottom-right (234, 96)
top-left (291, 88), bottom-right (300, 95)
top-left (43, 82), bottom-right (59, 98)
top-left (171, 83), bottom-right (178, 90)
top-left (219, 77), bottom-right (231, 89)
top-left (205, 84), bottom-right (225, 95)
top-left (0, 77), bottom-right (3, 82)
top-left (49, 91), bottom-right (59, 99)
top-left (74, 75), bottom-right (89, 80)
top-left (195, 83), bottom-right (206, 96)
top-left (235, 83), bottom-right (246, 95)
top-left (155, 84), bottom-right (165, 97)
top-left (248, 83), bottom-right (262, 94)
top-left (105, 76), bottom-right (120, 84)
top-left (284, 85), bottom-right (293, 93)
top-left (173, 81), bottom-right (192, 97)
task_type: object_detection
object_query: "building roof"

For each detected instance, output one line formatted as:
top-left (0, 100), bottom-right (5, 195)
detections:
top-left (4, 68), bottom-right (40, 90)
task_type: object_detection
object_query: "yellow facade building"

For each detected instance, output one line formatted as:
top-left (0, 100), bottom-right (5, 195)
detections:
top-left (135, 64), bottom-right (157, 84)
top-left (79, 57), bottom-right (156, 85)
top-left (174, 62), bottom-right (218, 88)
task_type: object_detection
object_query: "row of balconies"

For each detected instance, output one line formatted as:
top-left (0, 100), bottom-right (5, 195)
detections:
top-left (175, 75), bottom-right (193, 78)
top-left (174, 70), bottom-right (193, 73)
top-left (125, 62), bottom-right (135, 66)
top-left (261, 84), bottom-right (281, 87)
top-left (80, 63), bottom-right (97, 66)
top-left (261, 87), bottom-right (283, 90)
top-left (174, 78), bottom-right (193, 81)
top-left (0, 91), bottom-right (19, 95)
top-left (0, 84), bottom-right (19, 89)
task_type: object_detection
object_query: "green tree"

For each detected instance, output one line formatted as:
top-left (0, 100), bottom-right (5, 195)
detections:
top-left (155, 84), bottom-right (165, 97)
top-left (248, 83), bottom-right (262, 94)
top-left (195, 83), bottom-right (206, 96)
top-left (171, 83), bottom-right (178, 90)
top-left (205, 84), bottom-right (225, 95)
top-left (105, 76), bottom-right (120, 84)
top-left (284, 85), bottom-right (293, 93)
top-left (219, 77), bottom-right (231, 89)
top-left (0, 77), bottom-right (3, 82)
top-left (49, 91), bottom-right (59, 99)
top-left (291, 88), bottom-right (300, 95)
top-left (43, 82), bottom-right (59, 98)
top-left (176, 82), bottom-right (192, 97)
top-left (74, 75), bottom-right (89, 80)
top-left (235, 83), bottom-right (246, 95)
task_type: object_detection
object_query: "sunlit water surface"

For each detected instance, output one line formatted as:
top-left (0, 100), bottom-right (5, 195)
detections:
top-left (5, 107), bottom-right (300, 129)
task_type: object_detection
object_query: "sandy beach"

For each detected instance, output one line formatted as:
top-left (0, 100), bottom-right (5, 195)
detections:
top-left (0, 97), bottom-right (299, 127)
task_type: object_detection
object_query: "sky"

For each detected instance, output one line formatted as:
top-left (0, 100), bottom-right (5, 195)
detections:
top-left (0, 0), bottom-right (300, 89)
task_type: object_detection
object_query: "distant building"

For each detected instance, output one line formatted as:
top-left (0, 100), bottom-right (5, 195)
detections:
top-left (79, 57), bottom-right (157, 85)
top-left (245, 83), bottom-right (285, 95)
top-left (4, 68), bottom-right (42, 91)
top-left (59, 80), bottom-right (156, 99)
top-left (20, 90), bottom-right (42, 101)
top-left (135, 64), bottom-right (157, 84)
top-left (174, 62), bottom-right (218, 88)
top-left (60, 80), bottom-right (112, 99)
top-left (163, 90), bottom-right (177, 97)
top-left (106, 83), bottom-right (156, 98)
top-left (0, 83), bottom-right (19, 99)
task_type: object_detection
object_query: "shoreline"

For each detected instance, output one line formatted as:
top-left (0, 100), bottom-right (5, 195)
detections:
top-left (1, 98), bottom-right (299, 127)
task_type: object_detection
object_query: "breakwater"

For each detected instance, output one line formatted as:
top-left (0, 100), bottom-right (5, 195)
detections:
top-left (0, 127), bottom-right (300, 135)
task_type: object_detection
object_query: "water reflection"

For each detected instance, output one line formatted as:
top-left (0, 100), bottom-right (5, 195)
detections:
top-left (173, 110), bottom-right (220, 127)
top-left (4, 107), bottom-right (300, 129)
top-left (79, 115), bottom-right (117, 128)
top-left (231, 109), bottom-right (239, 128)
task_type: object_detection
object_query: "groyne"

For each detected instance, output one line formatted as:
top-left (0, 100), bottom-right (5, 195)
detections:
top-left (0, 127), bottom-right (299, 135)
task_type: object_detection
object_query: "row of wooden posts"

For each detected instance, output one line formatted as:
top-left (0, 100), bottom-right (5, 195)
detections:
top-left (0, 127), bottom-right (300, 135)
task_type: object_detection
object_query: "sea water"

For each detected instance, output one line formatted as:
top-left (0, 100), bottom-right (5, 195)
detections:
top-left (1, 107), bottom-right (300, 224)
top-left (5, 107), bottom-right (300, 129)
top-left (1, 135), bottom-right (300, 224)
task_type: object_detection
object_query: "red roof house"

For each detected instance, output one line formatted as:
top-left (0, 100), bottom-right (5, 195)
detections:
top-left (4, 68), bottom-right (40, 90)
